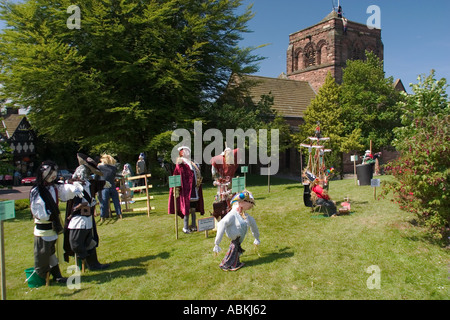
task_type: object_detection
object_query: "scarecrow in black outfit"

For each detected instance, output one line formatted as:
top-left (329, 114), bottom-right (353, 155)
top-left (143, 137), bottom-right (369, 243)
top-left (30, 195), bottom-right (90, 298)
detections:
top-left (30, 160), bottom-right (84, 284)
top-left (63, 153), bottom-right (111, 270)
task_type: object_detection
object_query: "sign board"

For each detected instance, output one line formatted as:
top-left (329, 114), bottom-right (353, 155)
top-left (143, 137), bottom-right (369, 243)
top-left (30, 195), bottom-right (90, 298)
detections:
top-left (232, 176), bottom-right (246, 193)
top-left (0, 201), bottom-right (15, 221)
top-left (197, 216), bottom-right (215, 232)
top-left (169, 175), bottom-right (181, 188)
top-left (371, 179), bottom-right (381, 187)
top-left (241, 166), bottom-right (248, 173)
top-left (351, 155), bottom-right (358, 162)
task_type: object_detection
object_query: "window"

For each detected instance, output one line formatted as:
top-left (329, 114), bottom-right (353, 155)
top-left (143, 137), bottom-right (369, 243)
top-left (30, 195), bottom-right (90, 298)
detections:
top-left (304, 44), bottom-right (316, 67)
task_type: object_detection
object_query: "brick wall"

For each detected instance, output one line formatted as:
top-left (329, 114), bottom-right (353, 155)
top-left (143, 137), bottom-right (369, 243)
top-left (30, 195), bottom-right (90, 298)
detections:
top-left (287, 14), bottom-right (383, 92)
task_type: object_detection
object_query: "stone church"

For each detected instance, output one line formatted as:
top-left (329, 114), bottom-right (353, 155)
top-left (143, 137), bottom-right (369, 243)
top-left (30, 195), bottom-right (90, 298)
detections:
top-left (236, 8), bottom-right (402, 176)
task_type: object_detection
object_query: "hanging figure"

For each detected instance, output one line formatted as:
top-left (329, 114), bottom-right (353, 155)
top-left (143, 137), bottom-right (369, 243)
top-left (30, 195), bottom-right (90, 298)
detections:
top-left (314, 121), bottom-right (321, 139)
top-left (168, 146), bottom-right (204, 233)
top-left (63, 153), bottom-right (111, 270)
top-left (337, 5), bottom-right (343, 18)
top-left (30, 160), bottom-right (84, 284)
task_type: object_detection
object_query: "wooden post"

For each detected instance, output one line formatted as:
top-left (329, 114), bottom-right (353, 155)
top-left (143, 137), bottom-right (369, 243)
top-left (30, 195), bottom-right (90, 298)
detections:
top-left (1, 221), bottom-right (6, 300)
top-left (268, 166), bottom-right (271, 193)
top-left (353, 155), bottom-right (357, 185)
top-left (144, 175), bottom-right (150, 217)
top-left (174, 189), bottom-right (178, 240)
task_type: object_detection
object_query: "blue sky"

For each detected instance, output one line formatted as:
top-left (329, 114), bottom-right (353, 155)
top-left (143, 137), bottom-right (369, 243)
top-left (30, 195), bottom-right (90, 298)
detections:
top-left (238, 0), bottom-right (450, 93)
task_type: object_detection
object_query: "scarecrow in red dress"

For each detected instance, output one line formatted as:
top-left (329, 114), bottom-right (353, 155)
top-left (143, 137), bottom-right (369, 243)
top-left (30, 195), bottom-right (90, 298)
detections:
top-left (168, 146), bottom-right (204, 233)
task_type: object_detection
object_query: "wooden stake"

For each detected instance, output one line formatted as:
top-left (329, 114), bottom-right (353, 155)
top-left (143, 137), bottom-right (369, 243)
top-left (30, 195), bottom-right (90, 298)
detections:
top-left (1, 221), bottom-right (6, 300)
top-left (174, 189), bottom-right (178, 240)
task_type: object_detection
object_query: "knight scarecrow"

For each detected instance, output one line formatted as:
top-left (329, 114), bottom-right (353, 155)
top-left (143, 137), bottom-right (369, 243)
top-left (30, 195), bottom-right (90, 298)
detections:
top-left (63, 153), bottom-right (111, 270)
top-left (168, 146), bottom-right (204, 234)
top-left (30, 160), bottom-right (84, 284)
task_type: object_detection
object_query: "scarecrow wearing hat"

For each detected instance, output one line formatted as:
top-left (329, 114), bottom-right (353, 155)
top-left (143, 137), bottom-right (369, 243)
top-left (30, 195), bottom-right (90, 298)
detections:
top-left (30, 160), bottom-right (84, 284)
top-left (168, 146), bottom-right (204, 233)
top-left (213, 190), bottom-right (260, 271)
top-left (63, 153), bottom-right (111, 270)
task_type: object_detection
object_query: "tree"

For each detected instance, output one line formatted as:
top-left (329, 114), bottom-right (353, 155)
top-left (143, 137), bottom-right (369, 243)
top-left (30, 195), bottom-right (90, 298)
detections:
top-left (393, 70), bottom-right (449, 149)
top-left (340, 51), bottom-right (403, 150)
top-left (296, 72), bottom-right (363, 176)
top-left (0, 0), bottom-right (262, 161)
top-left (297, 73), bottom-right (344, 173)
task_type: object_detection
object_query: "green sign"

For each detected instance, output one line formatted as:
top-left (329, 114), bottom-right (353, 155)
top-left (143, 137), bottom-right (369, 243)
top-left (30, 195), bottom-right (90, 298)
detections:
top-left (232, 176), bottom-right (246, 193)
top-left (169, 175), bottom-right (181, 188)
top-left (241, 166), bottom-right (248, 173)
top-left (0, 200), bottom-right (15, 221)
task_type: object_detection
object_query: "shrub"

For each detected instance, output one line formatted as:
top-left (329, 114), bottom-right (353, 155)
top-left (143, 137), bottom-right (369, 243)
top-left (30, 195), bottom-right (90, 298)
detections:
top-left (382, 115), bottom-right (449, 239)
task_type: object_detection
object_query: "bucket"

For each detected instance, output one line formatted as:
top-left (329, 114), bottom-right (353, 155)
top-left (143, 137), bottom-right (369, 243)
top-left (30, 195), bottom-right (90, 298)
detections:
top-left (24, 267), bottom-right (46, 288)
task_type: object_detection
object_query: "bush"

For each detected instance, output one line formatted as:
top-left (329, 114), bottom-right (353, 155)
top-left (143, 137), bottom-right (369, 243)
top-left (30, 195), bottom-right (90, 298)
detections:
top-left (382, 115), bottom-right (449, 239)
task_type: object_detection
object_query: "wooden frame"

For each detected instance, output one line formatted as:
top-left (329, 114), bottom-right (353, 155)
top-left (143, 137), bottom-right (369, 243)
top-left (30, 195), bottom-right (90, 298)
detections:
top-left (123, 174), bottom-right (155, 217)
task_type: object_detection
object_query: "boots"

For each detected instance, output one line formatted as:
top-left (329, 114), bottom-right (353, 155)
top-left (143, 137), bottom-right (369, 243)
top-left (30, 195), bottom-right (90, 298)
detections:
top-left (85, 249), bottom-right (110, 271)
top-left (50, 265), bottom-right (67, 284)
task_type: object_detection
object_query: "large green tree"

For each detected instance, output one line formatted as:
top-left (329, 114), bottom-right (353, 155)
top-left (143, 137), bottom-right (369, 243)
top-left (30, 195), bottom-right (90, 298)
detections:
top-left (0, 0), bottom-right (262, 161)
top-left (296, 72), bottom-right (363, 175)
top-left (340, 51), bottom-right (403, 150)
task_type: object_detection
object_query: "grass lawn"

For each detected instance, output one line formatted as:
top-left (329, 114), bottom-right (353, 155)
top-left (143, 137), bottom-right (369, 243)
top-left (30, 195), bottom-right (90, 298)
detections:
top-left (2, 174), bottom-right (449, 300)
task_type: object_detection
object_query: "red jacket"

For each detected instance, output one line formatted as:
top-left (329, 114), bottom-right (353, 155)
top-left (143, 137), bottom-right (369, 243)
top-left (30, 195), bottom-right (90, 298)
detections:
top-left (168, 161), bottom-right (204, 217)
top-left (312, 185), bottom-right (330, 200)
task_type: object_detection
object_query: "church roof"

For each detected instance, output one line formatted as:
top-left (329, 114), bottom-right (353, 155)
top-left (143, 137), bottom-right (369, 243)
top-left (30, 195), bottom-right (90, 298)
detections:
top-left (241, 75), bottom-right (316, 119)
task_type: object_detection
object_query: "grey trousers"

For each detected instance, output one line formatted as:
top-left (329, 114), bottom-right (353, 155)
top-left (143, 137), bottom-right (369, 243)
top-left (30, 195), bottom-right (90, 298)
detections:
top-left (34, 236), bottom-right (58, 279)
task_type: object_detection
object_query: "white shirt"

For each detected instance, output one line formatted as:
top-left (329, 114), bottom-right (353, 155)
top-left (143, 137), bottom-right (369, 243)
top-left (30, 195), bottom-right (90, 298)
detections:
top-left (214, 204), bottom-right (260, 248)
top-left (67, 181), bottom-right (96, 230)
top-left (31, 182), bottom-right (83, 241)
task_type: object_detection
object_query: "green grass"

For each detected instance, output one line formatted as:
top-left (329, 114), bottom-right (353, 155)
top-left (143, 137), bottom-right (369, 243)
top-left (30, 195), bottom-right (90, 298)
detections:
top-left (2, 175), bottom-right (449, 300)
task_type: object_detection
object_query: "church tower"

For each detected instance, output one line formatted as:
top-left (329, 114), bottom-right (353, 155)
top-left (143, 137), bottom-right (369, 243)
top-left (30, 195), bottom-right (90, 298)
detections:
top-left (286, 10), bottom-right (384, 92)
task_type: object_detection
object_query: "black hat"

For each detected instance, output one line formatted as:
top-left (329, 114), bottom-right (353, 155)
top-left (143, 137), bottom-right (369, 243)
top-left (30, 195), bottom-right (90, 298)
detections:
top-left (76, 153), bottom-right (103, 176)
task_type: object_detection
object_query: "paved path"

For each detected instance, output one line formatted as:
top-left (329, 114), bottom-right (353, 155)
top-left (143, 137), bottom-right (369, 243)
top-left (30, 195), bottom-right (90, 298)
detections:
top-left (0, 185), bottom-right (31, 201)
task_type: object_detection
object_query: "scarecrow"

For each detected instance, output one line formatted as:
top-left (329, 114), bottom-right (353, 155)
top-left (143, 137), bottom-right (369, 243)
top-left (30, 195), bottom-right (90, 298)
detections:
top-left (30, 160), bottom-right (83, 284)
top-left (168, 146), bottom-right (204, 233)
top-left (302, 170), bottom-right (337, 216)
top-left (210, 148), bottom-right (240, 220)
top-left (63, 153), bottom-right (111, 270)
top-left (213, 190), bottom-right (260, 271)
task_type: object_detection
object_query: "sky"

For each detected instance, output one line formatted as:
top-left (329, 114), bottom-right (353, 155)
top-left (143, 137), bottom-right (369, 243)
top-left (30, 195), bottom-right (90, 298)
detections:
top-left (237, 0), bottom-right (450, 94)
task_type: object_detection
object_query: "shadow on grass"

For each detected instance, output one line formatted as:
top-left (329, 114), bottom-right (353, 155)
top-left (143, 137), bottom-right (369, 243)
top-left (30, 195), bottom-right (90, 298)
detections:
top-left (60, 251), bottom-right (172, 292)
top-left (107, 251), bottom-right (171, 270)
top-left (245, 247), bottom-right (294, 267)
